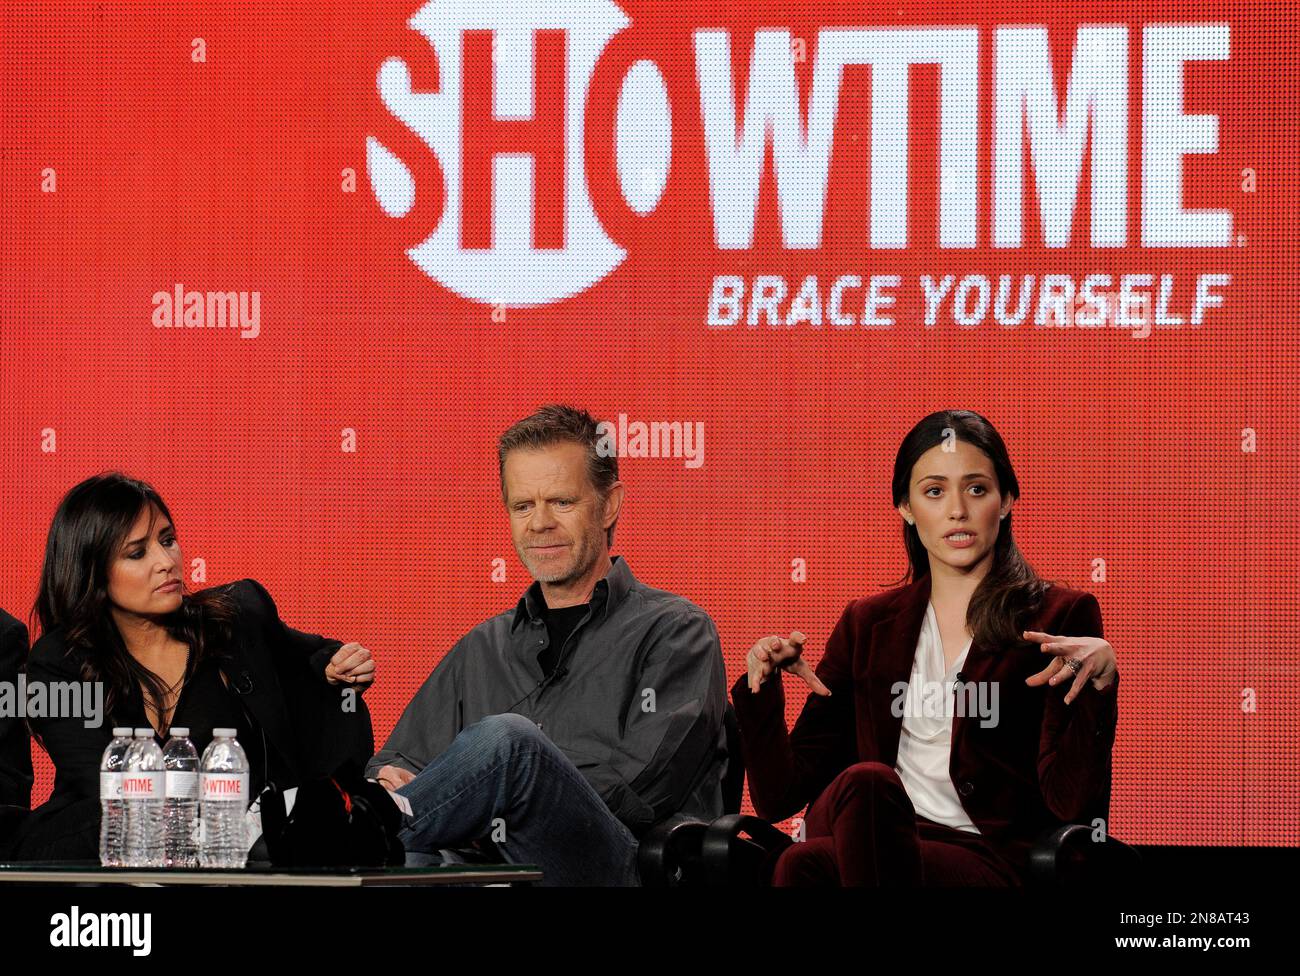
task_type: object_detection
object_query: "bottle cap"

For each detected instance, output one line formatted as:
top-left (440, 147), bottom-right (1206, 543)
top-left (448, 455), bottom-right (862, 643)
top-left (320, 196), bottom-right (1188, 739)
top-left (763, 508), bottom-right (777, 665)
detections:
top-left (133, 728), bottom-right (153, 737)
top-left (112, 727), bottom-right (133, 737)
top-left (212, 727), bottom-right (237, 738)
top-left (168, 727), bottom-right (190, 737)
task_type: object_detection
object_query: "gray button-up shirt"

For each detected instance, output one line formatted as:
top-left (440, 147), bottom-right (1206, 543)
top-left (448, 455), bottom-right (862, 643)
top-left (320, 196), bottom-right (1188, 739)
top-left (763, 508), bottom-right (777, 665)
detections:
top-left (365, 556), bottom-right (728, 837)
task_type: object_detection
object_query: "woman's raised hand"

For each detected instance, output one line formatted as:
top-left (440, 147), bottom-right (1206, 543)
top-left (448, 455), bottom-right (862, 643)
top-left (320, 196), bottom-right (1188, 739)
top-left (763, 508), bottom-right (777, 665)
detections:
top-left (746, 631), bottom-right (830, 696)
top-left (1023, 630), bottom-right (1117, 704)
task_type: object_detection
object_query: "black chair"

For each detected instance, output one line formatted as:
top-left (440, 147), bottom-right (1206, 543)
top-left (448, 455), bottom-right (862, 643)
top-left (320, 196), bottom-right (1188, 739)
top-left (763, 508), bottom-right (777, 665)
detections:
top-left (636, 704), bottom-right (744, 886)
top-left (1025, 821), bottom-right (1142, 886)
top-left (697, 814), bottom-right (1142, 886)
top-left (673, 717), bottom-right (1143, 887)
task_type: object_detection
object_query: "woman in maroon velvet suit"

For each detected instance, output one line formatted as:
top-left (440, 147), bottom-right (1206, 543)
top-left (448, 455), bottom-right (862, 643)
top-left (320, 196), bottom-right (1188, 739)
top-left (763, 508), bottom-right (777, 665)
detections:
top-left (732, 410), bottom-right (1120, 886)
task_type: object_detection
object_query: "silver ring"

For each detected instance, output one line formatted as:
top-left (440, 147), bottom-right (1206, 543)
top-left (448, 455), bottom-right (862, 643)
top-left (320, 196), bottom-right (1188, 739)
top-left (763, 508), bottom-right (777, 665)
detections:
top-left (1064, 658), bottom-right (1083, 674)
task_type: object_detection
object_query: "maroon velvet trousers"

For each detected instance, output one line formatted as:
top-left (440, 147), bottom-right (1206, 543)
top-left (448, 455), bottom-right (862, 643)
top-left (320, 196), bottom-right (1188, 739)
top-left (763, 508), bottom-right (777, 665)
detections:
top-left (772, 762), bottom-right (1022, 886)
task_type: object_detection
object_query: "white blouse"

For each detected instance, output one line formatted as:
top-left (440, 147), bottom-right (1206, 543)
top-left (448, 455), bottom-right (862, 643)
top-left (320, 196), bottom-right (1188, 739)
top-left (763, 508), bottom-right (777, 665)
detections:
top-left (893, 601), bottom-right (979, 833)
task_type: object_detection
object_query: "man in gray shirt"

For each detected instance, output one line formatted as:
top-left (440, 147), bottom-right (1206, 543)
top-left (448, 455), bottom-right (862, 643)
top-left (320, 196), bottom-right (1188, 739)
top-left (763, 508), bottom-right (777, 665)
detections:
top-left (366, 405), bottom-right (728, 884)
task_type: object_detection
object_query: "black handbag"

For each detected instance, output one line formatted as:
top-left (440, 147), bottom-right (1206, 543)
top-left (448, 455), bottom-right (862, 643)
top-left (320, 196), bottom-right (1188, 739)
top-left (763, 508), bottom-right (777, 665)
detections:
top-left (258, 762), bottom-right (406, 868)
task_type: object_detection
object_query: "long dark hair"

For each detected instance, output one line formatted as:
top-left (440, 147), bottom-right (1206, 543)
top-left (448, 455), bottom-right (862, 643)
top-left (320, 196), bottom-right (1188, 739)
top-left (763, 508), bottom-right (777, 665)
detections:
top-left (890, 411), bottom-right (1052, 651)
top-left (33, 472), bottom-right (238, 724)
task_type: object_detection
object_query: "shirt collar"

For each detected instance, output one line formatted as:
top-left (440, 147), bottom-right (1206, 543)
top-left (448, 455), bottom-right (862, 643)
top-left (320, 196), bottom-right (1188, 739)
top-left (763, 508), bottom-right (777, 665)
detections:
top-left (511, 554), bottom-right (635, 631)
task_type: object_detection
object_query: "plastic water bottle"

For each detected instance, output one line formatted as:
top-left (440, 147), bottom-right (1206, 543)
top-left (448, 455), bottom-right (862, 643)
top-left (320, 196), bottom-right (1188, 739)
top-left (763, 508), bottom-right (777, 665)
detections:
top-left (122, 728), bottom-right (164, 867)
top-left (200, 728), bottom-right (249, 868)
top-left (97, 727), bottom-right (134, 867)
top-left (162, 727), bottom-right (199, 868)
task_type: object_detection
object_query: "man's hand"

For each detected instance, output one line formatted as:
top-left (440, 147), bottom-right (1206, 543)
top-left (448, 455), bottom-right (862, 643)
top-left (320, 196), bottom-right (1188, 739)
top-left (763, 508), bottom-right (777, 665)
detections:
top-left (745, 631), bottom-right (830, 696)
top-left (374, 764), bottom-right (415, 792)
top-left (325, 642), bottom-right (376, 686)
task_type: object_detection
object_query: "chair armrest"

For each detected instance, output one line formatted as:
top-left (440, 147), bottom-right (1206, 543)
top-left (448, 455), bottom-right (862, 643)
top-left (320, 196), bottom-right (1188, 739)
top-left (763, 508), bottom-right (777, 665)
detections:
top-left (700, 814), bottom-right (795, 887)
top-left (638, 819), bottom-right (708, 887)
top-left (1029, 822), bottom-right (1143, 886)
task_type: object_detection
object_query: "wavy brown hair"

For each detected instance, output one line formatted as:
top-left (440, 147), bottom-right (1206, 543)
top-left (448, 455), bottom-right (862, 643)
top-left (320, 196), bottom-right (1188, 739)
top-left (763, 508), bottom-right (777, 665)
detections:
top-left (32, 472), bottom-right (239, 729)
top-left (889, 411), bottom-right (1053, 651)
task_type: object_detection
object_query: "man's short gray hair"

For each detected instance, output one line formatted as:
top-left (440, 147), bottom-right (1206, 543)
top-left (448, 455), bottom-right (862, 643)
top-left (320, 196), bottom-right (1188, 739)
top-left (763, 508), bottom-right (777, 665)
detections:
top-left (498, 405), bottom-right (619, 545)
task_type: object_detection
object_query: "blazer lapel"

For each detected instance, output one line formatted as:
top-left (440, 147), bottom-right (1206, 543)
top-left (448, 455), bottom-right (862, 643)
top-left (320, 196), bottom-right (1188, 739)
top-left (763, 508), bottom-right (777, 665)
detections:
top-left (866, 574), bottom-right (932, 765)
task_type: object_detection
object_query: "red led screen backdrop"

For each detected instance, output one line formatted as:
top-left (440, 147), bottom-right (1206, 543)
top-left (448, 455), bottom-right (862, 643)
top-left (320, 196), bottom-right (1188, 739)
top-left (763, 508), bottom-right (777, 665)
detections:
top-left (1, 1), bottom-right (1296, 845)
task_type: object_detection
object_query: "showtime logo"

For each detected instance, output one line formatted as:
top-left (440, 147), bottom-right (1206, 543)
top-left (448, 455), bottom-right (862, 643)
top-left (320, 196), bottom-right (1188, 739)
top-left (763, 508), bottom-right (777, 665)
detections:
top-left (367, 0), bottom-right (1231, 307)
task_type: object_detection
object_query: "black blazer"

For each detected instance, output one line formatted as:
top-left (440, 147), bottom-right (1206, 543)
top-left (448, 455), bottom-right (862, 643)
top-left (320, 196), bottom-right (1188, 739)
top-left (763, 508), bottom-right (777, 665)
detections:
top-left (0, 609), bottom-right (33, 807)
top-left (24, 578), bottom-right (374, 810)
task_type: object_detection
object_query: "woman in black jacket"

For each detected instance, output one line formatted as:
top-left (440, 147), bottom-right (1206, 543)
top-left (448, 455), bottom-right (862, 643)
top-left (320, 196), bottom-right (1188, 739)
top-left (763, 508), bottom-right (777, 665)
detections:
top-left (11, 472), bottom-right (377, 860)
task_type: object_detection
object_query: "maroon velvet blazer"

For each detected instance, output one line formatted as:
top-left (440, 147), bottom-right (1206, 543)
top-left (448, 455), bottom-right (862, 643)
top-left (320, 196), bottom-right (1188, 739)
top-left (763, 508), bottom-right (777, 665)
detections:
top-left (730, 573), bottom-right (1120, 872)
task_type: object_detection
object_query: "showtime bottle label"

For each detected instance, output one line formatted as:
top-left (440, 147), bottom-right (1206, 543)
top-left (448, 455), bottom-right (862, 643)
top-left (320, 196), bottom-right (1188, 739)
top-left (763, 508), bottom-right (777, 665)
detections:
top-left (201, 772), bottom-right (248, 801)
top-left (121, 771), bottom-right (162, 799)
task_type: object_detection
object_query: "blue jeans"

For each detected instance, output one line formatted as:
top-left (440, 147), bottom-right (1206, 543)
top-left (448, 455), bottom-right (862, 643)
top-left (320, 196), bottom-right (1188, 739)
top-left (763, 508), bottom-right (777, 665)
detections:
top-left (394, 713), bottom-right (641, 886)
